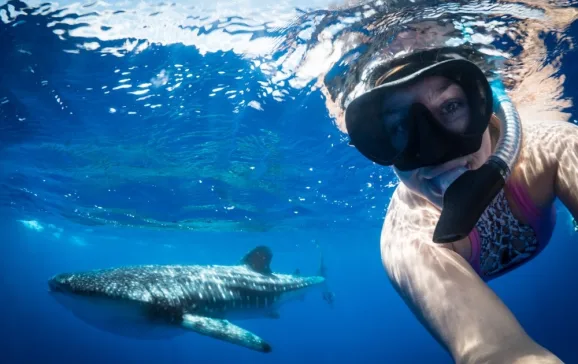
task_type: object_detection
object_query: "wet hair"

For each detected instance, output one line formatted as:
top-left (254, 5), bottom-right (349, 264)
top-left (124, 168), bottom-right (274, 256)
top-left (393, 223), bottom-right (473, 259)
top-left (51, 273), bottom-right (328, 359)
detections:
top-left (374, 64), bottom-right (413, 87)
top-left (339, 44), bottom-right (499, 111)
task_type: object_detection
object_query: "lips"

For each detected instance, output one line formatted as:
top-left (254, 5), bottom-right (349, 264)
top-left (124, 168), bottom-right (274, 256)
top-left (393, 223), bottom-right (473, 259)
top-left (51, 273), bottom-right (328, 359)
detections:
top-left (421, 157), bottom-right (469, 179)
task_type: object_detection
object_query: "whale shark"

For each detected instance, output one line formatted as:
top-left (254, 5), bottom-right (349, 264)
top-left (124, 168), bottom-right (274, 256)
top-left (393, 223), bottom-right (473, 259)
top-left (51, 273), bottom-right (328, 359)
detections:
top-left (47, 245), bottom-right (330, 353)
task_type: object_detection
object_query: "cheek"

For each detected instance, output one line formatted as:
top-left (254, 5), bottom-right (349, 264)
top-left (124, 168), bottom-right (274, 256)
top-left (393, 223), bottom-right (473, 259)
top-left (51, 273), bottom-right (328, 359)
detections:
top-left (394, 169), bottom-right (421, 190)
top-left (482, 130), bottom-right (492, 157)
top-left (472, 130), bottom-right (492, 167)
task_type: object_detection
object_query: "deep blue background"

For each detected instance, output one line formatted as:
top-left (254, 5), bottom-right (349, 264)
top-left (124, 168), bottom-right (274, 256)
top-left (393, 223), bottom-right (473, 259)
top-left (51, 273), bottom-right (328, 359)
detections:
top-left (2, 205), bottom-right (578, 363)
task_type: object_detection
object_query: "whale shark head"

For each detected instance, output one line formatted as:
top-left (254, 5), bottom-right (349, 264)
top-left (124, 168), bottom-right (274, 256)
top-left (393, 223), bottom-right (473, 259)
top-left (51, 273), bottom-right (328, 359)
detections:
top-left (48, 273), bottom-right (79, 294)
top-left (48, 272), bottom-right (109, 305)
top-left (48, 272), bottom-right (137, 307)
top-left (48, 272), bottom-right (175, 339)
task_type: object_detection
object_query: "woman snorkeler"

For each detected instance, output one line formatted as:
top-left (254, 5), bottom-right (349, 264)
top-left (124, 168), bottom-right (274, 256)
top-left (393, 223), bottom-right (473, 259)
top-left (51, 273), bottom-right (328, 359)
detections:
top-left (342, 45), bottom-right (577, 363)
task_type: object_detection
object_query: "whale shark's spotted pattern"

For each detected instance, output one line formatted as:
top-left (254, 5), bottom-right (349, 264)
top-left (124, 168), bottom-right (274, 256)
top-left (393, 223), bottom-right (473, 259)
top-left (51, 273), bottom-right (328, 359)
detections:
top-left (48, 246), bottom-right (327, 352)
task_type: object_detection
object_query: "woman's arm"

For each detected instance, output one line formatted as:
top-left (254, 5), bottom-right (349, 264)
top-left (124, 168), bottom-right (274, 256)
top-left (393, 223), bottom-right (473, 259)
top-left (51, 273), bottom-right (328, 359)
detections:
top-left (380, 189), bottom-right (562, 364)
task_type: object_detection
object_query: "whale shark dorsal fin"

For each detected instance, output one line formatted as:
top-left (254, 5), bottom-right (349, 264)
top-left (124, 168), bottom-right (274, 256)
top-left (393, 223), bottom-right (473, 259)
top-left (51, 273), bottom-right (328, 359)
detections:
top-left (182, 314), bottom-right (272, 353)
top-left (241, 246), bottom-right (272, 274)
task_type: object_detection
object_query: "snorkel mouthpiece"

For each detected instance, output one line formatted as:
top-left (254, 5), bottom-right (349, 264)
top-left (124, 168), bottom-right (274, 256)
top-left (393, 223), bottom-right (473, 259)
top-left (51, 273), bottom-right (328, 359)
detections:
top-left (432, 80), bottom-right (522, 243)
top-left (432, 159), bottom-right (507, 243)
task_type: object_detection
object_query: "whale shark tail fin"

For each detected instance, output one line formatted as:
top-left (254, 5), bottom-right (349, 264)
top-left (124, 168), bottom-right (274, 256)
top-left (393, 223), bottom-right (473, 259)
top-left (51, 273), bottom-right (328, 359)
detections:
top-left (317, 249), bottom-right (335, 308)
top-left (317, 253), bottom-right (327, 279)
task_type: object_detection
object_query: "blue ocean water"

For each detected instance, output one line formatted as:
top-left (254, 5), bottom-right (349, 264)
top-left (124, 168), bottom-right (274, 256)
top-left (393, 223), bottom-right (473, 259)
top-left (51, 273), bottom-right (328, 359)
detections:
top-left (1, 0), bottom-right (577, 363)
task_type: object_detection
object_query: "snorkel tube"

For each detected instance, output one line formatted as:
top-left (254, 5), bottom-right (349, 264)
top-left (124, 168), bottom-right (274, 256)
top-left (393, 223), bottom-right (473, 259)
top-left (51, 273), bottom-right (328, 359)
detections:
top-left (432, 80), bottom-right (522, 243)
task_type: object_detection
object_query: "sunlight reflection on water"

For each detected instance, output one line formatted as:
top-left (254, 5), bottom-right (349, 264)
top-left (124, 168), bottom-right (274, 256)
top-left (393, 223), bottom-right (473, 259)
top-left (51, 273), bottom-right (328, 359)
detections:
top-left (0, 0), bottom-right (576, 232)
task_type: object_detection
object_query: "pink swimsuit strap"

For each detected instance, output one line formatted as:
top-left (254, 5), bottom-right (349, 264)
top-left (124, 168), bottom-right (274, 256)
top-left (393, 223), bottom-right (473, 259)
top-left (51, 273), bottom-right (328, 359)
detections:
top-left (467, 182), bottom-right (557, 277)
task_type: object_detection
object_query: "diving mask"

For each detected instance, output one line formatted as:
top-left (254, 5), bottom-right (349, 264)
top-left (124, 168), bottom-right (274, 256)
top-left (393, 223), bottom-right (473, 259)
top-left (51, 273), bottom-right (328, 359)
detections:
top-left (345, 49), bottom-right (493, 171)
top-left (344, 48), bottom-right (522, 244)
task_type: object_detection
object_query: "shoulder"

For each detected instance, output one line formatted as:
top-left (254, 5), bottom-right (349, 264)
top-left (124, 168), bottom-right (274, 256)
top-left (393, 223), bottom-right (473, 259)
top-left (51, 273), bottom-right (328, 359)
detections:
top-left (520, 119), bottom-right (578, 153)
top-left (380, 184), bottom-right (454, 269)
top-left (516, 120), bottom-right (566, 178)
top-left (512, 120), bottom-right (578, 203)
top-left (381, 185), bottom-right (437, 238)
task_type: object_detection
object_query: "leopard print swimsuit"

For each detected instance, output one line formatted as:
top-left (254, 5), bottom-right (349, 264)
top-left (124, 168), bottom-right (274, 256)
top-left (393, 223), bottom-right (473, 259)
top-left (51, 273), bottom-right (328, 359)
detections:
top-left (467, 183), bottom-right (556, 281)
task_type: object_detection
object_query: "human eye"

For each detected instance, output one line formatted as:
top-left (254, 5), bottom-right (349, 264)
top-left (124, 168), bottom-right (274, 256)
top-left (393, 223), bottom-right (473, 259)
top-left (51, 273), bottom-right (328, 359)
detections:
top-left (440, 99), bottom-right (466, 116)
top-left (438, 97), bottom-right (470, 133)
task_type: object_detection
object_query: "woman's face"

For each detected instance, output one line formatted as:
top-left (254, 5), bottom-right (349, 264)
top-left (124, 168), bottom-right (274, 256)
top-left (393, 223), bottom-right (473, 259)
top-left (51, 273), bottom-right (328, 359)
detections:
top-left (390, 76), bottom-right (492, 208)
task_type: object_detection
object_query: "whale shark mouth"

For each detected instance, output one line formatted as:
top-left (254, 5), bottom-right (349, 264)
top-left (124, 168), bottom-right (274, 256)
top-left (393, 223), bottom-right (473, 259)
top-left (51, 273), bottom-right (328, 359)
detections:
top-left (48, 274), bottom-right (71, 293)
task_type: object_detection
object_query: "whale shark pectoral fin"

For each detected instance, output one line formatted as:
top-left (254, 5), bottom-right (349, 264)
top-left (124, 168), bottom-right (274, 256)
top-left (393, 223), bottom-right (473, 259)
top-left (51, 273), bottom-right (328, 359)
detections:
top-left (181, 314), bottom-right (272, 353)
